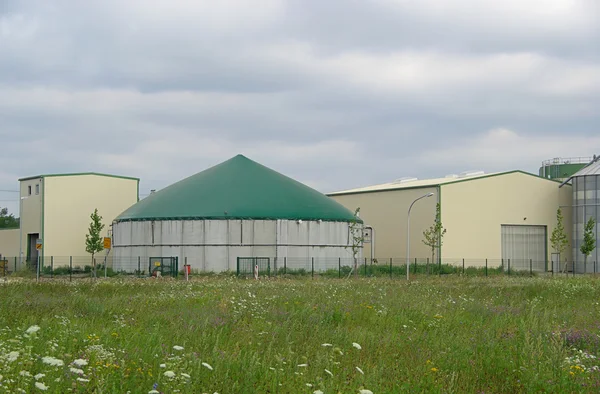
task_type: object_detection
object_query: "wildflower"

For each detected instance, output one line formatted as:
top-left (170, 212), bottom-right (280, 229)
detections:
top-left (19, 371), bottom-right (32, 377)
top-left (356, 367), bottom-right (365, 375)
top-left (431, 368), bottom-right (439, 372)
top-left (353, 343), bottom-right (362, 350)
top-left (160, 364), bottom-right (166, 368)
top-left (164, 371), bottom-right (176, 378)
top-left (173, 346), bottom-right (184, 351)
top-left (359, 390), bottom-right (373, 394)
top-left (314, 391), bottom-right (324, 394)
top-left (181, 373), bottom-right (191, 379)
top-left (35, 382), bottom-right (48, 391)
top-left (7, 351), bottom-right (19, 362)
top-left (297, 364), bottom-right (308, 367)
top-left (77, 378), bottom-right (90, 383)
top-left (149, 391), bottom-right (159, 394)
top-left (321, 343), bottom-right (333, 347)
top-left (269, 367), bottom-right (276, 371)
top-left (72, 359), bottom-right (88, 367)
top-left (26, 325), bottom-right (41, 335)
top-left (202, 362), bottom-right (214, 371)
top-left (306, 383), bottom-right (313, 388)
top-left (325, 369), bottom-right (334, 377)
top-left (34, 373), bottom-right (45, 380)
top-left (42, 356), bottom-right (64, 367)
top-left (70, 368), bottom-right (84, 375)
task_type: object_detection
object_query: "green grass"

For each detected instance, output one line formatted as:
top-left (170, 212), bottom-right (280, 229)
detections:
top-left (1, 276), bottom-right (600, 393)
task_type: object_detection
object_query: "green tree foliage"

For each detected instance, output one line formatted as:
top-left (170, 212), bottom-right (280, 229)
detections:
top-left (422, 203), bottom-right (447, 271)
top-left (580, 217), bottom-right (597, 264)
top-left (85, 209), bottom-right (105, 277)
top-left (0, 207), bottom-right (19, 229)
top-left (550, 208), bottom-right (569, 262)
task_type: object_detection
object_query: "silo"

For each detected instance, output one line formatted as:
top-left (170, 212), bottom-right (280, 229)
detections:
top-left (112, 155), bottom-right (362, 274)
top-left (570, 157), bottom-right (600, 270)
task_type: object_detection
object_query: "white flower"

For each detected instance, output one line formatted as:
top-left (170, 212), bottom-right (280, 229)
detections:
top-left (181, 373), bottom-right (191, 379)
top-left (306, 383), bottom-right (313, 388)
top-left (149, 391), bottom-right (159, 394)
top-left (34, 373), bottom-right (45, 380)
top-left (269, 367), bottom-right (276, 371)
top-left (42, 356), bottom-right (64, 367)
top-left (35, 382), bottom-right (48, 391)
top-left (352, 343), bottom-right (362, 350)
top-left (26, 325), bottom-right (41, 335)
top-left (164, 371), bottom-right (176, 378)
top-left (19, 371), bottom-right (31, 377)
top-left (325, 369), bottom-right (334, 377)
top-left (7, 351), bottom-right (19, 362)
top-left (321, 343), bottom-right (333, 347)
top-left (297, 364), bottom-right (308, 367)
top-left (72, 359), bottom-right (88, 367)
top-left (70, 368), bottom-right (84, 375)
top-left (77, 378), bottom-right (90, 382)
top-left (202, 362), bottom-right (214, 371)
top-left (159, 364), bottom-right (166, 368)
top-left (314, 391), bottom-right (324, 394)
top-left (359, 390), bottom-right (373, 394)
top-left (173, 345), bottom-right (184, 351)
top-left (356, 366), bottom-right (365, 375)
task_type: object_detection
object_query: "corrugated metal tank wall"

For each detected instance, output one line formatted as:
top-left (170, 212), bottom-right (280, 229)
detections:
top-left (112, 219), bottom-right (360, 273)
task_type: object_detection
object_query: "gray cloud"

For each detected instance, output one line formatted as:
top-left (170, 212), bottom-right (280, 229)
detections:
top-left (1, 0), bottom-right (599, 215)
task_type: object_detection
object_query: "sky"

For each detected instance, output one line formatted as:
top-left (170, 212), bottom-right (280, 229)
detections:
top-left (1, 0), bottom-right (599, 215)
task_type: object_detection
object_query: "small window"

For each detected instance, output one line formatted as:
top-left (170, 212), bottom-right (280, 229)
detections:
top-left (28, 186), bottom-right (32, 195)
top-left (35, 184), bottom-right (39, 195)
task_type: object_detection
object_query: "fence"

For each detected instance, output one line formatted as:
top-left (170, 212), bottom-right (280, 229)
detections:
top-left (1, 255), bottom-right (598, 281)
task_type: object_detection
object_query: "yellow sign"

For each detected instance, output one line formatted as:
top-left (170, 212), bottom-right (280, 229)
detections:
top-left (36, 239), bottom-right (43, 250)
top-left (154, 261), bottom-right (161, 267)
top-left (103, 237), bottom-right (111, 249)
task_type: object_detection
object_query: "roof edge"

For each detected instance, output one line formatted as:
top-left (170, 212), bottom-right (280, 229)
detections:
top-left (441, 170), bottom-right (570, 187)
top-left (18, 172), bottom-right (140, 182)
top-left (115, 216), bottom-right (363, 224)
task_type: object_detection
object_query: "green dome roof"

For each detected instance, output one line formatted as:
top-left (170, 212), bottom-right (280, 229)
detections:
top-left (116, 155), bottom-right (360, 223)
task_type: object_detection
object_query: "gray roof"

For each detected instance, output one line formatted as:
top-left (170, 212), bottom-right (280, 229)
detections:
top-left (559, 156), bottom-right (600, 187)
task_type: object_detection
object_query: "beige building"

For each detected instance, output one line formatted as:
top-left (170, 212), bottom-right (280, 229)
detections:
top-left (328, 171), bottom-right (572, 271)
top-left (0, 173), bottom-right (139, 268)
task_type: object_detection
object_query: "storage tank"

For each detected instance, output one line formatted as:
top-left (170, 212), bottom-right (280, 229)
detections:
top-left (112, 155), bottom-right (362, 274)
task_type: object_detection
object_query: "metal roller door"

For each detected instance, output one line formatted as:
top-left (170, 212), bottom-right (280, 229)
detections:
top-left (501, 225), bottom-right (547, 272)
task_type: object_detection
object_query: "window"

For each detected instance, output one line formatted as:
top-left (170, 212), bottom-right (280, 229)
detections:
top-left (35, 184), bottom-right (39, 195)
top-left (28, 186), bottom-right (32, 196)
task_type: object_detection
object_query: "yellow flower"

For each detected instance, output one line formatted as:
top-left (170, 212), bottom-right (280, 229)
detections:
top-left (570, 371), bottom-right (575, 376)
top-left (426, 360), bottom-right (432, 365)
top-left (431, 368), bottom-right (438, 372)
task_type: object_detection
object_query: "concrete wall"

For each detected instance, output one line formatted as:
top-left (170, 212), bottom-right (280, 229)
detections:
top-left (440, 172), bottom-right (572, 266)
top-left (112, 219), bottom-right (360, 273)
top-left (329, 187), bottom-right (438, 259)
top-left (43, 175), bottom-right (138, 261)
top-left (0, 228), bottom-right (20, 258)
top-left (19, 178), bottom-right (43, 262)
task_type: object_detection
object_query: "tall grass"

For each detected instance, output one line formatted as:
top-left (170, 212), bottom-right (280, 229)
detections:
top-left (0, 276), bottom-right (599, 393)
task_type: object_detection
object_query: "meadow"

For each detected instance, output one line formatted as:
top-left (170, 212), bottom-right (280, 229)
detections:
top-left (1, 276), bottom-right (600, 393)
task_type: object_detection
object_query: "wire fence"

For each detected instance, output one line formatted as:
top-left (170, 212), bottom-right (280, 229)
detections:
top-left (0, 255), bottom-right (598, 281)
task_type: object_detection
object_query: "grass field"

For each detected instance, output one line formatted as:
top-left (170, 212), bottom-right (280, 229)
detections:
top-left (1, 276), bottom-right (600, 393)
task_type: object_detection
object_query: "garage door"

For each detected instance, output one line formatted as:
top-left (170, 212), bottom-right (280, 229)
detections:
top-left (501, 225), bottom-right (547, 272)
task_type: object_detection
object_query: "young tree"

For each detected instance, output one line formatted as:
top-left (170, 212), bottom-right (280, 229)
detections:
top-left (0, 207), bottom-right (19, 229)
top-left (550, 208), bottom-right (569, 267)
top-left (422, 203), bottom-right (447, 273)
top-left (580, 217), bottom-right (597, 266)
top-left (346, 207), bottom-right (364, 278)
top-left (85, 209), bottom-right (105, 278)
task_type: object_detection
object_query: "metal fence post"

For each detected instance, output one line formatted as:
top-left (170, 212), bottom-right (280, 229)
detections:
top-left (596, 261), bottom-right (598, 275)
top-left (438, 257), bottom-right (441, 277)
top-left (414, 257), bottom-right (417, 274)
top-left (36, 255), bottom-right (40, 282)
top-left (530, 259), bottom-right (532, 277)
top-left (427, 257), bottom-right (429, 276)
top-left (339, 257), bottom-right (341, 279)
top-left (390, 258), bottom-right (393, 279)
top-left (364, 257), bottom-right (367, 277)
top-left (137, 256), bottom-right (140, 278)
top-left (51, 256), bottom-right (54, 279)
top-left (69, 256), bottom-right (72, 282)
top-left (284, 257), bottom-right (287, 275)
top-left (148, 258), bottom-right (151, 278)
top-left (14, 256), bottom-right (17, 274)
top-left (312, 257), bottom-right (314, 279)
top-left (462, 258), bottom-right (465, 275)
top-left (573, 261), bottom-right (576, 277)
top-left (485, 259), bottom-right (488, 277)
top-left (104, 255), bottom-right (108, 278)
top-left (508, 259), bottom-right (511, 276)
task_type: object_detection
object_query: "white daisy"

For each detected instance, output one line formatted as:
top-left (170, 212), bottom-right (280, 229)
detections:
top-left (42, 356), bottom-right (64, 367)
top-left (26, 326), bottom-right (41, 335)
top-left (164, 371), bottom-right (176, 378)
top-left (173, 345), bottom-right (184, 351)
top-left (34, 382), bottom-right (48, 391)
top-left (34, 373), bottom-right (45, 380)
top-left (159, 364), bottom-right (166, 368)
top-left (72, 359), bottom-right (88, 367)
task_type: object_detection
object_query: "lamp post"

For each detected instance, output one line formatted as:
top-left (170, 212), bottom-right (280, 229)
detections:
top-left (18, 196), bottom-right (28, 267)
top-left (406, 192), bottom-right (434, 280)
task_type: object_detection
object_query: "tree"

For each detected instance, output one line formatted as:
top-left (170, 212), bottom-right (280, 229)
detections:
top-left (422, 203), bottom-right (447, 273)
top-left (346, 207), bottom-right (364, 278)
top-left (85, 209), bottom-right (105, 278)
top-left (0, 207), bottom-right (19, 229)
top-left (550, 208), bottom-right (569, 266)
top-left (580, 217), bottom-right (597, 266)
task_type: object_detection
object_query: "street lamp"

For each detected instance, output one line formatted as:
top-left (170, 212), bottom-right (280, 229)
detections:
top-left (18, 196), bottom-right (28, 266)
top-left (406, 192), bottom-right (434, 280)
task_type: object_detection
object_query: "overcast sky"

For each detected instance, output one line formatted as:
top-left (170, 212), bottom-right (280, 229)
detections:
top-left (1, 0), bottom-right (599, 215)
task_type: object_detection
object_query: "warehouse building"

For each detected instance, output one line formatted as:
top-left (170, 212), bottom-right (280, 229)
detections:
top-left (112, 155), bottom-right (362, 274)
top-left (328, 170), bottom-right (572, 271)
top-left (0, 173), bottom-right (139, 268)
